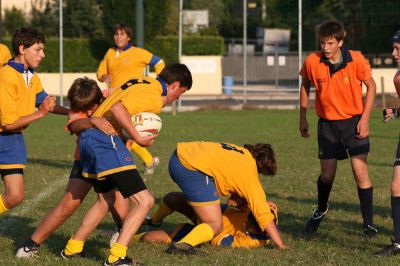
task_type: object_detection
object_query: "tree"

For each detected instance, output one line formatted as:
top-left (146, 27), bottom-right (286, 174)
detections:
top-left (97, 0), bottom-right (168, 45)
top-left (31, 0), bottom-right (59, 37)
top-left (64, 0), bottom-right (103, 37)
top-left (3, 7), bottom-right (27, 37)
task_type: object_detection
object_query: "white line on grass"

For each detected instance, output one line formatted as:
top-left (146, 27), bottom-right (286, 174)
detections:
top-left (0, 176), bottom-right (68, 233)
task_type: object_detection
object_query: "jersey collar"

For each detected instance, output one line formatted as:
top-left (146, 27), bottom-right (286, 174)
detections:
top-left (320, 47), bottom-right (352, 76)
top-left (114, 42), bottom-right (132, 52)
top-left (156, 77), bottom-right (168, 96)
top-left (8, 59), bottom-right (35, 74)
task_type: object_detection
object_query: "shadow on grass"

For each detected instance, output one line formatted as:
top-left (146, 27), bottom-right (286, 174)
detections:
top-left (269, 193), bottom-right (393, 245)
top-left (28, 158), bottom-right (72, 169)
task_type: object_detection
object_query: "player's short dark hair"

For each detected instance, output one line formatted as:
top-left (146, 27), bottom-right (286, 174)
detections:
top-left (244, 143), bottom-right (277, 176)
top-left (12, 28), bottom-right (45, 56)
top-left (318, 20), bottom-right (346, 41)
top-left (67, 77), bottom-right (104, 112)
top-left (158, 63), bottom-right (193, 90)
top-left (114, 24), bottom-right (132, 38)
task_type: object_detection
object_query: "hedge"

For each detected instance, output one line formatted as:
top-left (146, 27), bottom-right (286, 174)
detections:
top-left (2, 35), bottom-right (224, 73)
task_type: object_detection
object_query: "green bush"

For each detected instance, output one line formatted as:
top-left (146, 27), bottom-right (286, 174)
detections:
top-left (2, 35), bottom-right (224, 72)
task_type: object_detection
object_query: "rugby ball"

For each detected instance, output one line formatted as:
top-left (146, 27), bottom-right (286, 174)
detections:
top-left (122, 112), bottom-right (162, 138)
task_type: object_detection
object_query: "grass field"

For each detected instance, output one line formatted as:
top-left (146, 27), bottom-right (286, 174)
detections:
top-left (1, 109), bottom-right (400, 265)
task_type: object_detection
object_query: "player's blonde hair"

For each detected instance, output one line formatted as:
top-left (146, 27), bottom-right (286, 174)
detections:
top-left (244, 143), bottom-right (277, 176)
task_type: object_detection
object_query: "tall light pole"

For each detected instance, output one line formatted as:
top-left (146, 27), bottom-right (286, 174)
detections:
top-left (59, 0), bottom-right (63, 105)
top-left (243, 0), bottom-right (247, 104)
top-left (298, 0), bottom-right (302, 89)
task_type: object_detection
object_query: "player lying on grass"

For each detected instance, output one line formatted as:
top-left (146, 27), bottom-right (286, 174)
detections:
top-left (134, 192), bottom-right (278, 249)
top-left (0, 28), bottom-right (69, 216)
top-left (163, 141), bottom-right (288, 255)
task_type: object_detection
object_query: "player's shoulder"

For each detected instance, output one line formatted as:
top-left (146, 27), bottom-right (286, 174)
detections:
top-left (394, 69), bottom-right (400, 83)
top-left (348, 50), bottom-right (367, 61)
top-left (304, 51), bottom-right (322, 64)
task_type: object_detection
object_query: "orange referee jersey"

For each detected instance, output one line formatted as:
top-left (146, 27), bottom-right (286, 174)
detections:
top-left (300, 48), bottom-right (372, 120)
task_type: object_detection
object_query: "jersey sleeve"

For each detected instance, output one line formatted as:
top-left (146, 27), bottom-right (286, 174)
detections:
top-left (354, 51), bottom-right (372, 81)
top-left (299, 54), bottom-right (314, 81)
top-left (97, 49), bottom-right (112, 81)
top-left (64, 111), bottom-right (88, 133)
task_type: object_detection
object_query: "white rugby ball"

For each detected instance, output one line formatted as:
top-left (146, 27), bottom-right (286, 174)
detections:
top-left (122, 112), bottom-right (162, 138)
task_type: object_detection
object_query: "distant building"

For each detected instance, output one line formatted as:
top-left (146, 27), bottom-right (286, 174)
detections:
top-left (2, 0), bottom-right (48, 17)
top-left (182, 10), bottom-right (209, 33)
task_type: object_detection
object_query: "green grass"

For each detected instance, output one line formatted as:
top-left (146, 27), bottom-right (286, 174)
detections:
top-left (1, 109), bottom-right (400, 265)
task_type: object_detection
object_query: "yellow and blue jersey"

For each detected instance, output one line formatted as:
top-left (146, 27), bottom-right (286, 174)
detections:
top-left (169, 205), bottom-right (276, 248)
top-left (0, 60), bottom-right (48, 169)
top-left (0, 44), bottom-right (12, 67)
top-left (97, 44), bottom-right (165, 89)
top-left (80, 76), bottom-right (167, 179)
top-left (177, 141), bottom-right (275, 230)
top-left (212, 206), bottom-right (273, 248)
top-left (93, 76), bottom-right (166, 135)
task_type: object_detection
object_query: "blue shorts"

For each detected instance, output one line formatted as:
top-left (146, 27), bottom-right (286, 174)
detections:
top-left (0, 132), bottom-right (26, 169)
top-left (168, 150), bottom-right (220, 206)
top-left (79, 129), bottom-right (136, 179)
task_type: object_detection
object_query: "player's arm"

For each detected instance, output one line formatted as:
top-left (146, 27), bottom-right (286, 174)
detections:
top-left (68, 117), bottom-right (115, 135)
top-left (357, 77), bottom-right (377, 138)
top-left (2, 95), bottom-right (55, 132)
top-left (110, 102), bottom-right (156, 147)
top-left (394, 70), bottom-right (400, 97)
top-left (299, 77), bottom-right (311, 138)
top-left (51, 104), bottom-right (69, 115)
top-left (149, 55), bottom-right (165, 75)
top-left (97, 51), bottom-right (112, 84)
top-left (382, 71), bottom-right (400, 122)
top-left (263, 221), bottom-right (287, 249)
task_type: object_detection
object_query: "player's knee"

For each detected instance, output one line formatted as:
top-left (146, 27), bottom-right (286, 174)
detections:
top-left (6, 192), bottom-right (24, 207)
top-left (391, 179), bottom-right (400, 195)
top-left (211, 223), bottom-right (223, 236)
top-left (139, 192), bottom-right (154, 211)
top-left (58, 200), bottom-right (80, 218)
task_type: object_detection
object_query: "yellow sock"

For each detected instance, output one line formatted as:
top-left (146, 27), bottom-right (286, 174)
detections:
top-left (131, 143), bottom-right (154, 166)
top-left (64, 238), bottom-right (84, 255)
top-left (0, 195), bottom-right (9, 214)
top-left (132, 232), bottom-right (146, 241)
top-left (108, 243), bottom-right (127, 263)
top-left (178, 223), bottom-right (214, 247)
top-left (151, 198), bottom-right (173, 223)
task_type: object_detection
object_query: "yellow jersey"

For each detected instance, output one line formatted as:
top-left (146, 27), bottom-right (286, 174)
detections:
top-left (0, 61), bottom-right (46, 131)
top-left (93, 76), bottom-right (166, 134)
top-left (0, 43), bottom-right (12, 67)
top-left (212, 207), bottom-right (273, 248)
top-left (97, 44), bottom-right (165, 89)
top-left (177, 141), bottom-right (275, 230)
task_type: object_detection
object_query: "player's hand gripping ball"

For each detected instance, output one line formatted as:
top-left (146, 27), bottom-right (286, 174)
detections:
top-left (122, 112), bottom-right (162, 138)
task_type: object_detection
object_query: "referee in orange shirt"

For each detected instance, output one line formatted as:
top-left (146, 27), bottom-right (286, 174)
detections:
top-left (299, 20), bottom-right (377, 238)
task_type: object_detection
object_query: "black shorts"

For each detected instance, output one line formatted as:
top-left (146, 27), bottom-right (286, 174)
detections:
top-left (69, 160), bottom-right (111, 193)
top-left (317, 115), bottom-right (370, 160)
top-left (92, 169), bottom-right (147, 198)
top-left (394, 142), bottom-right (400, 166)
top-left (0, 168), bottom-right (24, 178)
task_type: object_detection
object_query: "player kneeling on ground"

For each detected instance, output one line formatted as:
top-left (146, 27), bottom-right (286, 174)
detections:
top-left (162, 141), bottom-right (287, 255)
top-left (135, 192), bottom-right (279, 249)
